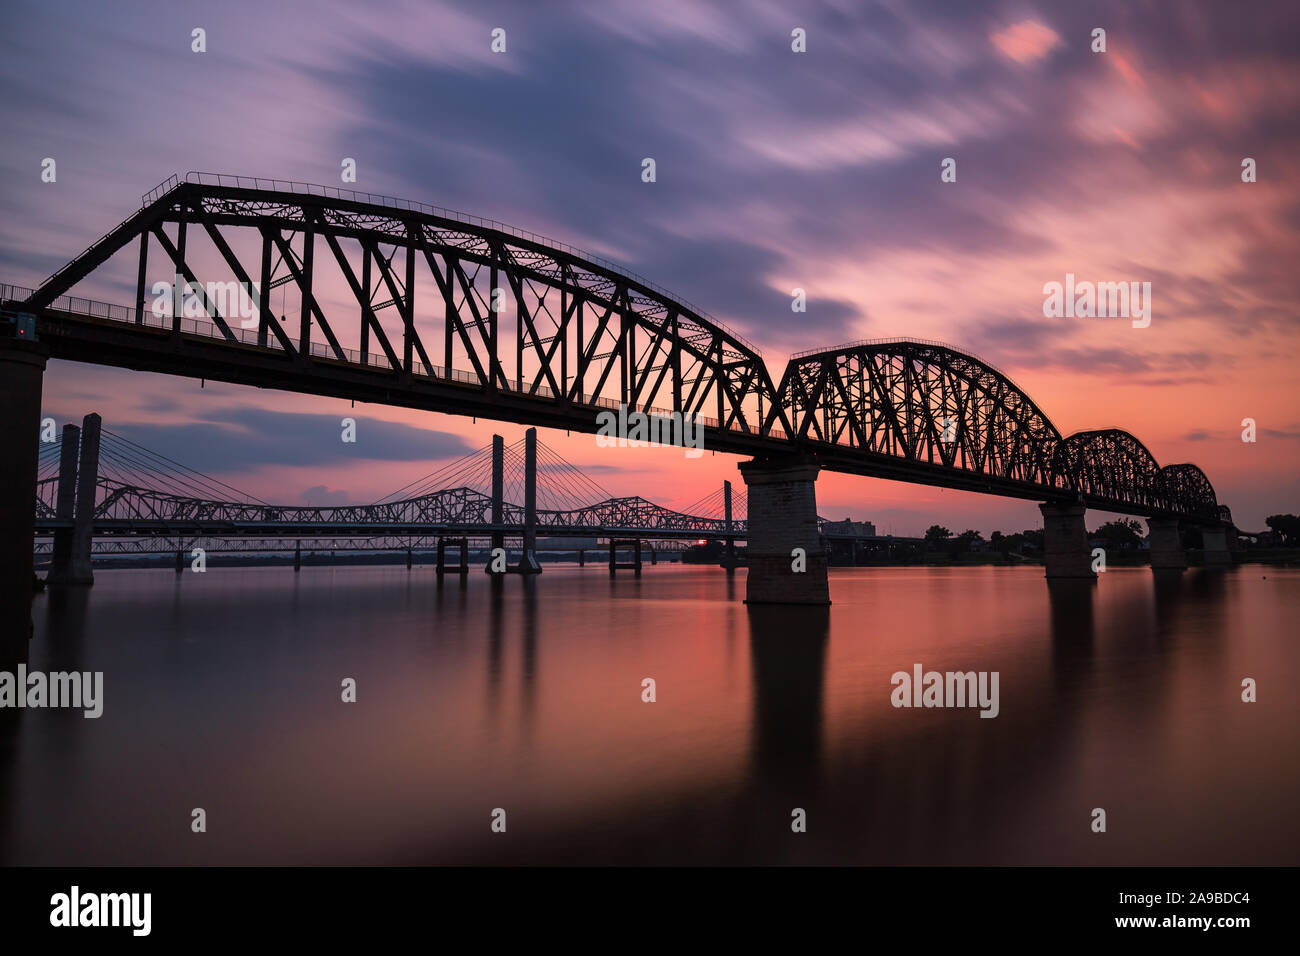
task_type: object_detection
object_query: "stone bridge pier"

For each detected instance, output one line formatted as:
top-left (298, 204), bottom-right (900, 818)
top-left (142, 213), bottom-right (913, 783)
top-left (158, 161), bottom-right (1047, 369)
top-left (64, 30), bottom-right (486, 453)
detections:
top-left (1038, 503), bottom-right (1096, 579)
top-left (1200, 526), bottom-right (1232, 566)
top-left (738, 455), bottom-right (830, 605)
top-left (1147, 518), bottom-right (1187, 571)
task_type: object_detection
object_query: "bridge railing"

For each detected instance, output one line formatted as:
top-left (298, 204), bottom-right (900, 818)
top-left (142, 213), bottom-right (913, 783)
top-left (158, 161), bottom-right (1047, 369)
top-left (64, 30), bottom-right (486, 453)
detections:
top-left (132, 171), bottom-right (759, 355)
top-left (3, 283), bottom-right (135, 324)
top-left (3, 282), bottom-right (788, 441)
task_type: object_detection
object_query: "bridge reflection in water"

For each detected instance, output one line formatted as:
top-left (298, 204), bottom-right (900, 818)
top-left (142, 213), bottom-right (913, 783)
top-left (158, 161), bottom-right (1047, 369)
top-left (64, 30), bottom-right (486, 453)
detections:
top-left (5, 563), bottom-right (1294, 867)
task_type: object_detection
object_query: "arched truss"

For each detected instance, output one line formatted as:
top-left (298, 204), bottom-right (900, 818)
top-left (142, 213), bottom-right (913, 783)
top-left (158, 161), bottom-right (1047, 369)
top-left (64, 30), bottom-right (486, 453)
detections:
top-left (1052, 429), bottom-right (1165, 512)
top-left (25, 174), bottom-right (784, 437)
top-left (14, 174), bottom-right (1225, 522)
top-left (1161, 464), bottom-right (1220, 521)
top-left (769, 340), bottom-right (1063, 486)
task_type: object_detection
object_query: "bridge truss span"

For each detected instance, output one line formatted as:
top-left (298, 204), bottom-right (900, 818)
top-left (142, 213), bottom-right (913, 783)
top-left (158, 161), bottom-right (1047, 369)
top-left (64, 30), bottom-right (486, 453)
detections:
top-left (772, 339), bottom-right (1063, 488)
top-left (8, 174), bottom-right (1226, 524)
top-left (24, 175), bottom-right (785, 446)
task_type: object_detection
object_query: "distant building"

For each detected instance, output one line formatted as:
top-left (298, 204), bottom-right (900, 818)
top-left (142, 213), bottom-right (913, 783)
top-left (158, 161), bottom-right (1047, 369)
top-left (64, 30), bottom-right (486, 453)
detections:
top-left (822, 518), bottom-right (877, 537)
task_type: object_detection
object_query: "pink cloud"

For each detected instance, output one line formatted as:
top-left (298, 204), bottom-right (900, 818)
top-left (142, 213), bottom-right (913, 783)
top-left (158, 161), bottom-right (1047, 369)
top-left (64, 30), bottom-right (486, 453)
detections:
top-left (990, 20), bottom-right (1061, 65)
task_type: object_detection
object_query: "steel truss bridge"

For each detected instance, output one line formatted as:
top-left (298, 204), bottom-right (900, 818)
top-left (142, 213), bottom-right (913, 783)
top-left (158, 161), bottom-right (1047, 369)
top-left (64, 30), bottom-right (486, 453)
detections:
top-left (7, 172), bottom-right (1225, 524)
top-left (32, 429), bottom-right (757, 558)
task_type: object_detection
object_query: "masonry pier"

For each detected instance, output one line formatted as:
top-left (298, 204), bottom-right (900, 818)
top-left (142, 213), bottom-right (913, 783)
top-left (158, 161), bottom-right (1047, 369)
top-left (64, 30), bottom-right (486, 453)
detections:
top-left (737, 455), bottom-right (829, 605)
top-left (1038, 502), bottom-right (1096, 579)
top-left (1147, 518), bottom-right (1187, 571)
top-left (1201, 527), bottom-right (1232, 566)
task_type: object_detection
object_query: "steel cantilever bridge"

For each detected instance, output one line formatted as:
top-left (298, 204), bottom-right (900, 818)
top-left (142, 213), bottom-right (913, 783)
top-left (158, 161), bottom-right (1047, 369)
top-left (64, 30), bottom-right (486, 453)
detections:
top-left (5, 172), bottom-right (1224, 523)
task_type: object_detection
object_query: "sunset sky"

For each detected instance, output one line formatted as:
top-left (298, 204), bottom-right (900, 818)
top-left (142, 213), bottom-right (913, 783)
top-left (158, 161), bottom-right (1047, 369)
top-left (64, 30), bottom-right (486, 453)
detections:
top-left (2, 0), bottom-right (1296, 534)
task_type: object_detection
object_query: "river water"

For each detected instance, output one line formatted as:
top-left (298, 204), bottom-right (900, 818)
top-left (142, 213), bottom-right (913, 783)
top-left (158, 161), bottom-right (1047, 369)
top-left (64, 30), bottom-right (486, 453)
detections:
top-left (3, 563), bottom-right (1296, 865)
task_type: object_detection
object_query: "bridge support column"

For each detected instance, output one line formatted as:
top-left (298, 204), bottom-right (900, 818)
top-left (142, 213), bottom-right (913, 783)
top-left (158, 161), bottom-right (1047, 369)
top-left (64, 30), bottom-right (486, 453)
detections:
top-left (449, 538), bottom-right (469, 574)
top-left (650, 546), bottom-right (657, 566)
top-left (0, 338), bottom-right (49, 672)
top-left (293, 541), bottom-right (302, 572)
top-left (407, 547), bottom-right (414, 570)
top-left (1038, 503), bottom-right (1095, 579)
top-left (738, 456), bottom-right (830, 605)
top-left (516, 427), bottom-right (541, 574)
top-left (45, 422), bottom-right (81, 586)
top-left (175, 550), bottom-right (184, 573)
top-left (66, 412), bottom-right (101, 585)
top-left (1201, 527), bottom-right (1231, 566)
top-left (578, 548), bottom-right (585, 567)
top-left (488, 434), bottom-right (506, 575)
top-left (1147, 518), bottom-right (1186, 571)
top-left (608, 538), bottom-right (642, 575)
top-left (722, 479), bottom-right (737, 569)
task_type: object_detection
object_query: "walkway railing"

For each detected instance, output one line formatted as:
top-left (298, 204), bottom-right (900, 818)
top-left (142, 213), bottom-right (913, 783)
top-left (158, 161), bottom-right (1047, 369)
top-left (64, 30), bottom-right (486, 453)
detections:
top-left (1, 282), bottom-right (786, 440)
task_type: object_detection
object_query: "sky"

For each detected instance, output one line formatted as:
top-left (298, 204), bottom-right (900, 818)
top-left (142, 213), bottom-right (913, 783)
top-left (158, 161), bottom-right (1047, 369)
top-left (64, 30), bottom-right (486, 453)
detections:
top-left (2, 0), bottom-right (1297, 534)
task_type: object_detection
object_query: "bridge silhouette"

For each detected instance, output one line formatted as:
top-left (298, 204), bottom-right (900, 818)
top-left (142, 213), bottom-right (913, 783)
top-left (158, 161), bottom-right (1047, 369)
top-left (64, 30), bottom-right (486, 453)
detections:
top-left (33, 420), bottom-right (749, 553)
top-left (0, 172), bottom-right (1235, 666)
top-left (32, 417), bottom-right (918, 573)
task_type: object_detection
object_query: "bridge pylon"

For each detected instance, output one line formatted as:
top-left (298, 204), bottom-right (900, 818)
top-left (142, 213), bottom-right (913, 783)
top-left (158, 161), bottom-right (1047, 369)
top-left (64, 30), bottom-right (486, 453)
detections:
top-left (514, 428), bottom-right (541, 574)
top-left (737, 455), bottom-right (830, 605)
top-left (66, 412), bottom-right (101, 585)
top-left (721, 479), bottom-right (739, 569)
top-left (488, 434), bottom-right (505, 574)
top-left (45, 422), bottom-right (81, 586)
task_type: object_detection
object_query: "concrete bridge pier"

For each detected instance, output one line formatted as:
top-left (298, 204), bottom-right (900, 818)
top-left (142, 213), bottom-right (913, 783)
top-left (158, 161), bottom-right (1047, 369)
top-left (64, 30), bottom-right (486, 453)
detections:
top-left (577, 548), bottom-right (585, 567)
top-left (1201, 526), bottom-right (1232, 566)
top-left (1147, 518), bottom-right (1187, 571)
top-left (516, 427), bottom-right (542, 574)
top-left (1038, 503), bottom-right (1096, 579)
top-left (436, 537), bottom-right (469, 576)
top-left (737, 456), bottom-right (830, 605)
top-left (45, 422), bottom-right (81, 586)
top-left (174, 550), bottom-right (184, 573)
top-left (609, 539), bottom-right (642, 575)
top-left (293, 541), bottom-right (302, 572)
top-left (0, 337), bottom-right (49, 672)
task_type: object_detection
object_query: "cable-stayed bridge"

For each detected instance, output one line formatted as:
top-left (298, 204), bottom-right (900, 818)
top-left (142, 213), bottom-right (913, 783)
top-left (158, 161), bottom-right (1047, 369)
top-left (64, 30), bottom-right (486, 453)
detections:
top-left (32, 419), bottom-right (762, 566)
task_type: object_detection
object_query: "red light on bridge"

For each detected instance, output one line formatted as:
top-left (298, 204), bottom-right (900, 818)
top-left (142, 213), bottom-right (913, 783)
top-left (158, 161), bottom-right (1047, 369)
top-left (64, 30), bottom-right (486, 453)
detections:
top-left (695, 539), bottom-right (707, 545)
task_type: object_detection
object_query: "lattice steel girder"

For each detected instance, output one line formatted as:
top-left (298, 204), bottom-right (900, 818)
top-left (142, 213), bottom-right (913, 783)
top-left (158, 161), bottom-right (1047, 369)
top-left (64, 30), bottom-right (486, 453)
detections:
top-left (771, 342), bottom-right (1063, 486)
top-left (19, 180), bottom-right (1226, 521)
top-left (27, 183), bottom-right (783, 436)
